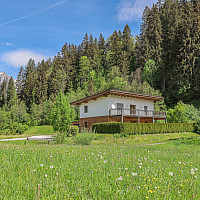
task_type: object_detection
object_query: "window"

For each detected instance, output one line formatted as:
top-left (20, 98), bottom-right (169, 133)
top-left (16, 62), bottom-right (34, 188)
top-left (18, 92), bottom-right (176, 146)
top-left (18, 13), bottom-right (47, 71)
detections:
top-left (130, 105), bottom-right (136, 115)
top-left (144, 106), bottom-right (148, 116)
top-left (84, 106), bottom-right (88, 113)
top-left (117, 103), bottom-right (124, 115)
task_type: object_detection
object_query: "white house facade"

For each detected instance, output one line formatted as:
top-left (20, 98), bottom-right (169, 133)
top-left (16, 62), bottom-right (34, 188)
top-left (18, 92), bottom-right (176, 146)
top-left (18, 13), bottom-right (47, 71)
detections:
top-left (71, 90), bottom-right (166, 129)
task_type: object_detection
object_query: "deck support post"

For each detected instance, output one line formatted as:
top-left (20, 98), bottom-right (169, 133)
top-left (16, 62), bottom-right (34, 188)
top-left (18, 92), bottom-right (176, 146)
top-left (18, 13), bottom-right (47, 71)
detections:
top-left (137, 117), bottom-right (140, 123)
top-left (165, 118), bottom-right (167, 123)
top-left (121, 108), bottom-right (123, 123)
top-left (152, 117), bottom-right (155, 123)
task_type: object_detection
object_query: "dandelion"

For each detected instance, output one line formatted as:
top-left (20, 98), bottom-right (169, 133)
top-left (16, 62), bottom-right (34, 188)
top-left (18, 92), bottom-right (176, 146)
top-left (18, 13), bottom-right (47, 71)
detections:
top-left (132, 172), bottom-right (137, 176)
top-left (50, 165), bottom-right (53, 169)
top-left (169, 172), bottom-right (173, 176)
top-left (45, 174), bottom-right (48, 177)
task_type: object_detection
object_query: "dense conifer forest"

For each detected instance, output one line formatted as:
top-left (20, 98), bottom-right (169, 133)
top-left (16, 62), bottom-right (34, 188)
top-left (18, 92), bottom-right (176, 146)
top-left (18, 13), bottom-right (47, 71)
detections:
top-left (0, 0), bottom-right (200, 133)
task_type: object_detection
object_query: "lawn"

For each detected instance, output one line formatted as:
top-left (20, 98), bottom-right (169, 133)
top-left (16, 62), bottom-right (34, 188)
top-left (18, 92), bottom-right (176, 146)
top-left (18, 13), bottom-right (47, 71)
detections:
top-left (0, 125), bottom-right (56, 139)
top-left (0, 132), bottom-right (199, 199)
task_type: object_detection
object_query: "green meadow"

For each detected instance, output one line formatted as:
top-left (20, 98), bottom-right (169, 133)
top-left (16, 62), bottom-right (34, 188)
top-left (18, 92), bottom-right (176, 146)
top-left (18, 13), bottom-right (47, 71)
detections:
top-left (0, 131), bottom-right (200, 199)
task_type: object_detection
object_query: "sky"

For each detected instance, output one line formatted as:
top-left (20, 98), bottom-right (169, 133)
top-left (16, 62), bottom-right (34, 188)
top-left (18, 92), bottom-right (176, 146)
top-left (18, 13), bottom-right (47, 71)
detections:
top-left (0, 0), bottom-right (157, 79)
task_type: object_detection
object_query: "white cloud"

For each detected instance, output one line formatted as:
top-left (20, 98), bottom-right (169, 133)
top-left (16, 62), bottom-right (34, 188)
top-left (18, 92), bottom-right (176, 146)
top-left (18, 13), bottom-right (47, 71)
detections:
top-left (6, 42), bottom-right (14, 46)
top-left (1, 49), bottom-right (50, 67)
top-left (117, 0), bottom-right (157, 23)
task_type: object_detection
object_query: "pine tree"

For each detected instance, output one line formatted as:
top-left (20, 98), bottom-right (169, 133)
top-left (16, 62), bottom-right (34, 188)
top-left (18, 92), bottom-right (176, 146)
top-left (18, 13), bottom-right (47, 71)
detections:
top-left (7, 77), bottom-right (17, 107)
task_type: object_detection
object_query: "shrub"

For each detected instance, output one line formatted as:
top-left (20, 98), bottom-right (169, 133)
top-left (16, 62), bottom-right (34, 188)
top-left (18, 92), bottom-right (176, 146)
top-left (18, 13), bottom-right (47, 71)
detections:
top-left (92, 122), bottom-right (195, 135)
top-left (74, 133), bottom-right (94, 145)
top-left (8, 123), bottom-right (29, 135)
top-left (194, 121), bottom-right (200, 134)
top-left (70, 126), bottom-right (79, 136)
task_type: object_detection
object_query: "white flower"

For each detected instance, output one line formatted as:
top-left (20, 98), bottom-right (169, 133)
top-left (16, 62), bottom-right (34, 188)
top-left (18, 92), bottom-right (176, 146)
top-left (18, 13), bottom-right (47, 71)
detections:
top-left (191, 168), bottom-right (194, 172)
top-left (117, 176), bottom-right (123, 181)
top-left (125, 168), bottom-right (128, 170)
top-left (33, 170), bottom-right (36, 172)
top-left (45, 174), bottom-right (48, 177)
top-left (139, 163), bottom-right (142, 165)
top-left (103, 160), bottom-right (107, 163)
top-left (78, 188), bottom-right (81, 191)
top-left (40, 164), bottom-right (43, 167)
top-left (50, 165), bottom-right (53, 169)
top-left (195, 168), bottom-right (198, 171)
top-left (100, 156), bottom-right (103, 159)
top-left (194, 176), bottom-right (197, 178)
top-left (132, 172), bottom-right (137, 176)
top-left (179, 162), bottom-right (181, 164)
top-left (191, 171), bottom-right (195, 175)
top-left (169, 172), bottom-right (173, 176)
top-left (139, 166), bottom-right (141, 168)
top-left (56, 172), bottom-right (58, 176)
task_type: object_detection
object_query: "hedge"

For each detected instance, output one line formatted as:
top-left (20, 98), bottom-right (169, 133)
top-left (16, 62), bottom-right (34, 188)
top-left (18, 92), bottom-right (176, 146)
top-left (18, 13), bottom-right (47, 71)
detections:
top-left (92, 122), bottom-right (195, 135)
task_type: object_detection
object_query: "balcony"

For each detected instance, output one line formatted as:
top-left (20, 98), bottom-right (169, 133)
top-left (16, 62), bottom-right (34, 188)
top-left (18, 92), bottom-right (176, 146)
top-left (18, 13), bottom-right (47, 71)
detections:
top-left (109, 108), bottom-right (166, 118)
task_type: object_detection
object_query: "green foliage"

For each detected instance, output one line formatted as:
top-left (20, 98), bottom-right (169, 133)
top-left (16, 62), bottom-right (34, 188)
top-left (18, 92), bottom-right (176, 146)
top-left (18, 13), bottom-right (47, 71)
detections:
top-left (167, 101), bottom-right (200, 123)
top-left (142, 60), bottom-right (158, 88)
top-left (8, 123), bottom-right (29, 135)
top-left (92, 122), bottom-right (195, 135)
top-left (73, 133), bottom-right (94, 145)
top-left (70, 126), bottom-right (79, 136)
top-left (194, 121), bottom-right (200, 134)
top-left (50, 91), bottom-right (75, 136)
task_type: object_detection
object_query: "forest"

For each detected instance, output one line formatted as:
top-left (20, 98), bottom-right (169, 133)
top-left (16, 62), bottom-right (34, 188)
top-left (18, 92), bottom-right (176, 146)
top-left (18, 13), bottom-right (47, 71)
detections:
top-left (0, 0), bottom-right (200, 134)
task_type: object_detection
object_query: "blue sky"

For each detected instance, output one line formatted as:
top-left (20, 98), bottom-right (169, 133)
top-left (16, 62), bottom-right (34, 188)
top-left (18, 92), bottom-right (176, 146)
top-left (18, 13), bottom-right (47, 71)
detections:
top-left (0, 0), bottom-right (157, 79)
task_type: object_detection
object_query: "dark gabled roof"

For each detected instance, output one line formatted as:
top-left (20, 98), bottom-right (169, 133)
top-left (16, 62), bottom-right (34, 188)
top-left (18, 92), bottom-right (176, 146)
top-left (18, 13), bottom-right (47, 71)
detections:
top-left (70, 89), bottom-right (164, 105)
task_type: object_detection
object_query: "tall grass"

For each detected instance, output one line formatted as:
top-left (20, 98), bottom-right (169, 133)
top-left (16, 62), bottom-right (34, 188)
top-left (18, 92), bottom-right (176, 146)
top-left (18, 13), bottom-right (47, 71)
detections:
top-left (0, 142), bottom-right (199, 199)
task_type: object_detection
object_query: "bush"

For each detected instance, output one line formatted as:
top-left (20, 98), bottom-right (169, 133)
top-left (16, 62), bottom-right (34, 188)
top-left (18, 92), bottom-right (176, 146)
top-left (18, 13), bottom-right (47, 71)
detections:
top-left (92, 122), bottom-right (195, 135)
top-left (8, 123), bottom-right (29, 135)
top-left (70, 126), bottom-right (79, 136)
top-left (194, 121), bottom-right (200, 134)
top-left (73, 133), bottom-right (94, 145)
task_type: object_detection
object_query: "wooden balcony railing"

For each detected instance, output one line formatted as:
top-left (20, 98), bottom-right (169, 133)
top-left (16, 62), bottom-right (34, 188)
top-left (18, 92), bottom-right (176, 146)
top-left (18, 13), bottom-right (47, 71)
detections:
top-left (109, 108), bottom-right (166, 118)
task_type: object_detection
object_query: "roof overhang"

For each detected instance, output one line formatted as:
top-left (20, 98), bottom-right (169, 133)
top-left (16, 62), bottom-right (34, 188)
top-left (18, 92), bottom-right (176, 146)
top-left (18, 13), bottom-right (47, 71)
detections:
top-left (70, 89), bottom-right (164, 106)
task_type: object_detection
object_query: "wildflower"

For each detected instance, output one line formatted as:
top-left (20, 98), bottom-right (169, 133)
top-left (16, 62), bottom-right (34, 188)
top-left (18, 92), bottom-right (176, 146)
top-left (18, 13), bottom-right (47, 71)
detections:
top-left (100, 156), bottom-right (103, 159)
top-left (179, 162), bottom-right (181, 164)
top-left (103, 160), bottom-right (107, 163)
top-left (194, 176), bottom-right (197, 178)
top-left (50, 165), bottom-right (53, 169)
top-left (45, 174), bottom-right (48, 177)
top-left (125, 168), bottom-right (128, 170)
top-left (132, 172), bottom-right (137, 176)
top-left (191, 171), bottom-right (195, 175)
top-left (78, 188), bottom-right (81, 191)
top-left (195, 168), bottom-right (198, 171)
top-left (33, 170), bottom-right (36, 172)
top-left (169, 172), bottom-right (173, 176)
top-left (139, 166), bottom-right (141, 168)
top-left (117, 176), bottom-right (123, 181)
top-left (40, 164), bottom-right (43, 167)
top-left (56, 173), bottom-right (58, 176)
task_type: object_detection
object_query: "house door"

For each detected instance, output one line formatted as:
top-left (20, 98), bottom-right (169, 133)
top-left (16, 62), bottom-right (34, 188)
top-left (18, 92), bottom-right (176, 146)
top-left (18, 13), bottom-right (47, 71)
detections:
top-left (117, 103), bottom-right (123, 115)
top-left (130, 105), bottom-right (136, 115)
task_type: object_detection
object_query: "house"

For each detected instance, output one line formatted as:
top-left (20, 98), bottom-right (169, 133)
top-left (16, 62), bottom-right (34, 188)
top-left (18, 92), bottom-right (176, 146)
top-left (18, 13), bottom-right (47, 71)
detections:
top-left (70, 89), bottom-right (167, 130)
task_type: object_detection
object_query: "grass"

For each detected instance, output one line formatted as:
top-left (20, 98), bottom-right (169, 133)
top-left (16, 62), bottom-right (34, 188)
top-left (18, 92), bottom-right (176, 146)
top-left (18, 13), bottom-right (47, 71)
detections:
top-left (0, 131), bottom-right (200, 199)
top-left (0, 125), bottom-right (56, 139)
